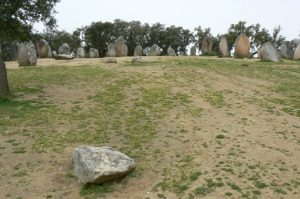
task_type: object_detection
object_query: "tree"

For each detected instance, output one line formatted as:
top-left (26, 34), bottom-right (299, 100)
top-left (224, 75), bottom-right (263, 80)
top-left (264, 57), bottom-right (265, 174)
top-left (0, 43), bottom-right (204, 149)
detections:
top-left (194, 26), bottom-right (212, 50)
top-left (0, 0), bottom-right (60, 96)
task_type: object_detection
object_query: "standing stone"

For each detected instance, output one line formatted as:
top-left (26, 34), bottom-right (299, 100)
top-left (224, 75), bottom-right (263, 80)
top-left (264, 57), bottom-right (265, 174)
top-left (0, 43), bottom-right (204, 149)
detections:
top-left (58, 43), bottom-right (70, 55)
top-left (219, 36), bottom-right (229, 57)
top-left (18, 41), bottom-right (37, 66)
top-left (134, 45), bottom-right (143, 56)
top-left (280, 41), bottom-right (294, 59)
top-left (167, 47), bottom-right (176, 56)
top-left (190, 46), bottom-right (197, 56)
top-left (47, 45), bottom-right (52, 58)
top-left (107, 43), bottom-right (116, 57)
top-left (149, 44), bottom-right (160, 56)
top-left (72, 146), bottom-right (136, 184)
top-left (89, 48), bottom-right (99, 58)
top-left (234, 34), bottom-right (250, 58)
top-left (36, 39), bottom-right (50, 58)
top-left (258, 42), bottom-right (281, 62)
top-left (10, 41), bottom-right (20, 61)
top-left (76, 47), bottom-right (85, 58)
top-left (294, 44), bottom-right (300, 60)
top-left (201, 37), bottom-right (213, 54)
top-left (115, 36), bottom-right (128, 57)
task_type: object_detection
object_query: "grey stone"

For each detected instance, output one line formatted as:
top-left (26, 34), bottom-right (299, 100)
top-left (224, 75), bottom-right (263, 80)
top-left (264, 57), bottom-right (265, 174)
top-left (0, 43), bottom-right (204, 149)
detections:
top-left (190, 46), bottom-right (197, 56)
top-left (72, 146), bottom-right (135, 184)
top-left (149, 44), bottom-right (160, 56)
top-left (258, 42), bottom-right (281, 62)
top-left (37, 39), bottom-right (50, 58)
top-left (107, 43), bottom-right (116, 57)
top-left (167, 47), bottom-right (176, 56)
top-left (89, 48), bottom-right (99, 58)
top-left (234, 34), bottom-right (250, 58)
top-left (105, 58), bottom-right (118, 63)
top-left (201, 37), bottom-right (213, 54)
top-left (76, 48), bottom-right (85, 58)
top-left (48, 45), bottom-right (52, 58)
top-left (18, 41), bottom-right (37, 66)
top-left (115, 36), bottom-right (128, 57)
top-left (280, 41), bottom-right (294, 59)
top-left (54, 54), bottom-right (74, 60)
top-left (58, 43), bottom-right (70, 55)
top-left (219, 36), bottom-right (229, 57)
top-left (52, 51), bottom-right (57, 57)
top-left (294, 44), bottom-right (300, 60)
top-left (10, 41), bottom-right (20, 61)
top-left (134, 45), bottom-right (143, 56)
top-left (131, 56), bottom-right (145, 63)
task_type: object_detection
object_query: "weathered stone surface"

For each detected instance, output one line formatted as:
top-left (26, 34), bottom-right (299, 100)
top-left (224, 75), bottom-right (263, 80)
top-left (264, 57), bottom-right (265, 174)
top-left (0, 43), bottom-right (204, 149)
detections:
top-left (18, 41), bottom-right (37, 66)
top-left (52, 51), bottom-right (57, 57)
top-left (76, 48), bottom-right (85, 58)
top-left (294, 44), bottom-right (300, 60)
top-left (167, 47), bottom-right (176, 56)
top-left (36, 39), bottom-right (50, 58)
top-left (115, 36), bottom-right (128, 57)
top-left (280, 41), bottom-right (294, 59)
top-left (134, 45), bottom-right (143, 56)
top-left (11, 41), bottom-right (20, 61)
top-left (190, 46), bottom-right (197, 56)
top-left (54, 54), bottom-right (74, 60)
top-left (201, 37), bottom-right (213, 54)
top-left (291, 39), bottom-right (300, 47)
top-left (72, 146), bottom-right (135, 184)
top-left (107, 43), bottom-right (116, 57)
top-left (219, 36), bottom-right (229, 57)
top-left (149, 44), bottom-right (160, 56)
top-left (131, 56), bottom-right (145, 63)
top-left (258, 42), bottom-right (281, 62)
top-left (105, 58), bottom-right (118, 63)
top-left (89, 48), bottom-right (99, 58)
top-left (47, 45), bottom-right (52, 58)
top-left (58, 43), bottom-right (70, 55)
top-left (234, 34), bottom-right (250, 58)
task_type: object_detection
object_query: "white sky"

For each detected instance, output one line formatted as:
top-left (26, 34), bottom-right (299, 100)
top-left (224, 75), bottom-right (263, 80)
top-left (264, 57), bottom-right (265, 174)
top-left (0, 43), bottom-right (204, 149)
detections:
top-left (35, 0), bottom-right (300, 40)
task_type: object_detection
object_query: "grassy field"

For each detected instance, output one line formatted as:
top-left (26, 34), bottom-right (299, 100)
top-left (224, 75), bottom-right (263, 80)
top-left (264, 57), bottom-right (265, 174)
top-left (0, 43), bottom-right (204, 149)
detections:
top-left (0, 57), bottom-right (300, 199)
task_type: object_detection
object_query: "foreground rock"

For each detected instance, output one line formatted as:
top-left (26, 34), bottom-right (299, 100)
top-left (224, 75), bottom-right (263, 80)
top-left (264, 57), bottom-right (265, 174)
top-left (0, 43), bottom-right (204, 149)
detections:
top-left (294, 44), bottom-right (300, 60)
top-left (280, 41), bottom-right (294, 59)
top-left (107, 43), bottom-right (116, 57)
top-left (48, 45), bottom-right (52, 58)
top-left (76, 48), bottom-right (85, 58)
top-left (18, 41), bottom-right (37, 66)
top-left (258, 42), bottom-right (281, 62)
top-left (89, 48), bottom-right (99, 58)
top-left (201, 37), bottom-right (213, 54)
top-left (234, 34), bottom-right (250, 58)
top-left (149, 44), bottom-right (160, 56)
top-left (134, 45), bottom-right (143, 56)
top-left (105, 58), bottom-right (118, 63)
top-left (219, 36), bottom-right (229, 57)
top-left (167, 47), bottom-right (176, 56)
top-left (54, 54), bottom-right (74, 60)
top-left (190, 46), bottom-right (197, 56)
top-left (72, 146), bottom-right (136, 184)
top-left (115, 36), bottom-right (128, 57)
top-left (37, 39), bottom-right (50, 58)
top-left (58, 43), bottom-right (70, 55)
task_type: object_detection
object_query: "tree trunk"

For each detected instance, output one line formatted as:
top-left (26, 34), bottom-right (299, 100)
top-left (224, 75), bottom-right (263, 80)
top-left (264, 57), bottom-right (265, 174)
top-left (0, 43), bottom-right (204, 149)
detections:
top-left (0, 55), bottom-right (9, 96)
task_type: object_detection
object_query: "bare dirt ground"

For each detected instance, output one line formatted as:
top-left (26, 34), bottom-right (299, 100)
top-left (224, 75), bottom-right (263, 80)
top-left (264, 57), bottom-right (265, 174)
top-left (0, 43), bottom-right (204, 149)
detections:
top-left (1, 57), bottom-right (299, 199)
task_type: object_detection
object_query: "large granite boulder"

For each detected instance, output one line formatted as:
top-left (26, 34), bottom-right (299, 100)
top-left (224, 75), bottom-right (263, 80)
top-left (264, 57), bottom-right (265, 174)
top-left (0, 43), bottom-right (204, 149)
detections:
top-left (107, 43), bottom-right (116, 57)
top-left (10, 41), bottom-right (20, 61)
top-left (258, 42), bottom-right (281, 62)
top-left (280, 41), bottom-right (294, 59)
top-left (167, 47), bottom-right (176, 56)
top-left (72, 146), bottom-right (136, 184)
top-left (134, 45), bottom-right (143, 56)
top-left (201, 37), bottom-right (213, 54)
top-left (54, 54), bottom-right (74, 60)
top-left (115, 36), bottom-right (128, 57)
top-left (36, 39), bottom-right (50, 58)
top-left (58, 43), bottom-right (70, 55)
top-left (89, 48), bottom-right (99, 58)
top-left (18, 41), bottom-right (37, 66)
top-left (149, 44), bottom-right (160, 56)
top-left (219, 36), bottom-right (229, 57)
top-left (190, 46), bottom-right (197, 56)
top-left (76, 47), bottom-right (85, 58)
top-left (234, 34), bottom-right (250, 58)
top-left (294, 44), bottom-right (300, 60)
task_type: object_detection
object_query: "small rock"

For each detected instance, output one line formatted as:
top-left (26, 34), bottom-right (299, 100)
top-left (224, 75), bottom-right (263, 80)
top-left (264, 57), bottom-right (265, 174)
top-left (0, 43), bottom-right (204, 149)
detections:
top-left (105, 58), bottom-right (118, 63)
top-left (54, 54), bottom-right (74, 60)
top-left (72, 146), bottom-right (136, 184)
top-left (131, 56), bottom-right (145, 63)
